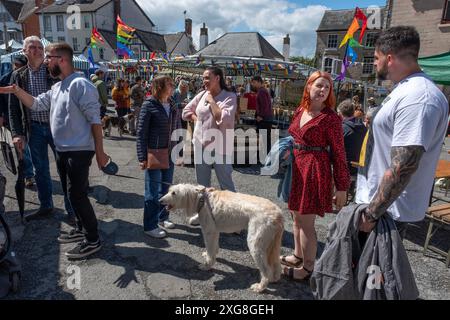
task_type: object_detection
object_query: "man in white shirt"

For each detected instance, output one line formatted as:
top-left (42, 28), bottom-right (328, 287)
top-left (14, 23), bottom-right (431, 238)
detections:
top-left (356, 26), bottom-right (449, 236)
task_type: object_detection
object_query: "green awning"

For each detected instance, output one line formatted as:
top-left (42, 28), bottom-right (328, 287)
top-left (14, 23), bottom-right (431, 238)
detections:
top-left (418, 51), bottom-right (450, 85)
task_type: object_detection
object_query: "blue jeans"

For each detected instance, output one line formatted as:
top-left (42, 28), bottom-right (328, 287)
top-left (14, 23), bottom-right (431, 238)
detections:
top-left (23, 144), bottom-right (34, 179)
top-left (28, 121), bottom-right (74, 215)
top-left (143, 161), bottom-right (174, 231)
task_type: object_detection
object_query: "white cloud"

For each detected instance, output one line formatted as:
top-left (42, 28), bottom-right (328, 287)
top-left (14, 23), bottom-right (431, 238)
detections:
top-left (136, 0), bottom-right (329, 57)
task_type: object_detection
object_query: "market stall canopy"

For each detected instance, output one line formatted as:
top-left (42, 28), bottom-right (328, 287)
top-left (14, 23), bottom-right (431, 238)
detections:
top-left (0, 39), bottom-right (23, 53)
top-left (419, 51), bottom-right (450, 85)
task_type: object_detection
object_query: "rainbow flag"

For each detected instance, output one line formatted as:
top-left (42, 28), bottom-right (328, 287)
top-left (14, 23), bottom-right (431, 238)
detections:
top-left (116, 15), bottom-right (135, 58)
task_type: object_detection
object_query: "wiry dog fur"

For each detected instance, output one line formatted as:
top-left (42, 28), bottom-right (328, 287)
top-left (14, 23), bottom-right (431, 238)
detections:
top-left (160, 184), bottom-right (284, 293)
top-left (102, 114), bottom-right (135, 138)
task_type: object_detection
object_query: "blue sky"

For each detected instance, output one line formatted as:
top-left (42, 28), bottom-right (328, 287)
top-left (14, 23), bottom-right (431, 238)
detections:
top-left (138, 0), bottom-right (387, 57)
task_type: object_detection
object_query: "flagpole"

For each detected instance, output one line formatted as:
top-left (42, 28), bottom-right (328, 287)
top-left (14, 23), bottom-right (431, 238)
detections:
top-left (336, 8), bottom-right (358, 101)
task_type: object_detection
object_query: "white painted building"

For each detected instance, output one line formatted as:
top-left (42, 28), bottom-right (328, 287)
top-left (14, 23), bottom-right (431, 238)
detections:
top-left (0, 0), bottom-right (24, 45)
top-left (37, 0), bottom-right (154, 58)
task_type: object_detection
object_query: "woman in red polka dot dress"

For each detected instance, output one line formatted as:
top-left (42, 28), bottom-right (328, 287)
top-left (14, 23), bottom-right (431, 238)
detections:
top-left (281, 71), bottom-right (350, 281)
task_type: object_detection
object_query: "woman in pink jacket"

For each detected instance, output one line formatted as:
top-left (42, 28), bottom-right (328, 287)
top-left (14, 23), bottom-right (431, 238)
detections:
top-left (182, 67), bottom-right (237, 223)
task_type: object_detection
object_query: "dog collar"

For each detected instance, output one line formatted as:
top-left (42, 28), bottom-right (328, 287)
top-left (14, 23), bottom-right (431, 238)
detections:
top-left (197, 191), bottom-right (216, 224)
top-left (197, 192), bottom-right (206, 213)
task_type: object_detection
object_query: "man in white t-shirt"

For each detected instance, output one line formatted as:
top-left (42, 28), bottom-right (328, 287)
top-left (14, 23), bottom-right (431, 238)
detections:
top-left (356, 26), bottom-right (449, 235)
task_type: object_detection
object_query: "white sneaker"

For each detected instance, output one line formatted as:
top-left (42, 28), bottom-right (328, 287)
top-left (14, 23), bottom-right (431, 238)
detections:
top-left (159, 220), bottom-right (175, 229)
top-left (144, 227), bottom-right (167, 238)
top-left (188, 214), bottom-right (200, 226)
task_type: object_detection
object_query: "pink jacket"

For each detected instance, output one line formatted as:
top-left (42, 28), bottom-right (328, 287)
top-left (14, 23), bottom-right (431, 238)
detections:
top-left (182, 90), bottom-right (237, 155)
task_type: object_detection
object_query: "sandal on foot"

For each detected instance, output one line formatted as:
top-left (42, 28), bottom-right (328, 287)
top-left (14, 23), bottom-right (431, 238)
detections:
top-left (282, 266), bottom-right (313, 282)
top-left (280, 254), bottom-right (303, 268)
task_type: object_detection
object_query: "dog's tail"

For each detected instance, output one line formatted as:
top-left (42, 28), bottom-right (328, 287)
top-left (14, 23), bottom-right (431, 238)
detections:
top-left (267, 214), bottom-right (283, 282)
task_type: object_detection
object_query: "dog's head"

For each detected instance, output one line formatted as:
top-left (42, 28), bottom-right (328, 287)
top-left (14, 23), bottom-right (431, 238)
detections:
top-left (160, 184), bottom-right (207, 216)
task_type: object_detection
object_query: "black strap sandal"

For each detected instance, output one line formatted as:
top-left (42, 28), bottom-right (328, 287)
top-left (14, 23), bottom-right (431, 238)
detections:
top-left (282, 266), bottom-right (313, 282)
top-left (280, 254), bottom-right (303, 268)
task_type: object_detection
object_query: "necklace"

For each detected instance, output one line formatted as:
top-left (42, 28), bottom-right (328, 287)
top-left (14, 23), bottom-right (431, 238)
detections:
top-left (307, 110), bottom-right (321, 117)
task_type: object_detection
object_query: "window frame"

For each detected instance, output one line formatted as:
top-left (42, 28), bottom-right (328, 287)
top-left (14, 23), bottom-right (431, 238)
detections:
top-left (56, 15), bottom-right (64, 32)
top-left (365, 33), bottom-right (377, 48)
top-left (43, 16), bottom-right (52, 32)
top-left (327, 34), bottom-right (338, 49)
top-left (84, 15), bottom-right (90, 29)
top-left (362, 56), bottom-right (374, 75)
top-left (442, 0), bottom-right (450, 24)
top-left (72, 37), bottom-right (79, 52)
top-left (323, 57), bottom-right (333, 73)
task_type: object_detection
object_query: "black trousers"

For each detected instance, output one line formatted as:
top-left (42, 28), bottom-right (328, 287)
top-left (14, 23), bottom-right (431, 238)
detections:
top-left (56, 150), bottom-right (98, 242)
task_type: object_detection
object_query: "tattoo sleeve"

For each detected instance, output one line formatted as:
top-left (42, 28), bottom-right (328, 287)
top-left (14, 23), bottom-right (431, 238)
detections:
top-left (366, 146), bottom-right (425, 220)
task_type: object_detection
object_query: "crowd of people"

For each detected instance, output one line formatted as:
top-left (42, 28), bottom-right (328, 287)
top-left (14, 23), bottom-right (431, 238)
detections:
top-left (0, 25), bottom-right (449, 296)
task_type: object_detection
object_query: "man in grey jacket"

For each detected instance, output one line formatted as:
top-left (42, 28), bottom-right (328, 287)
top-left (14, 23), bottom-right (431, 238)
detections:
top-left (0, 42), bottom-right (109, 259)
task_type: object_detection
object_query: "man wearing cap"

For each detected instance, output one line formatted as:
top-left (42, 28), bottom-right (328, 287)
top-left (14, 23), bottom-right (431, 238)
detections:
top-left (8, 36), bottom-right (74, 222)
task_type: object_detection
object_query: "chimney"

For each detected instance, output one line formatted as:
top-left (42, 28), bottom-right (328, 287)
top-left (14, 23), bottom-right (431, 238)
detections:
top-left (200, 22), bottom-right (208, 50)
top-left (185, 18), bottom-right (192, 37)
top-left (283, 34), bottom-right (290, 61)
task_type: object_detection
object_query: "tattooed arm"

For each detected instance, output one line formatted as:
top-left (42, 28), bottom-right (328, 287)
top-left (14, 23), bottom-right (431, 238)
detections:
top-left (360, 145), bottom-right (425, 231)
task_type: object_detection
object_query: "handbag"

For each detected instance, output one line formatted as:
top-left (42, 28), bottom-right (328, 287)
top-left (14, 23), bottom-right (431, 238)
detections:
top-left (0, 128), bottom-right (17, 175)
top-left (147, 105), bottom-right (172, 170)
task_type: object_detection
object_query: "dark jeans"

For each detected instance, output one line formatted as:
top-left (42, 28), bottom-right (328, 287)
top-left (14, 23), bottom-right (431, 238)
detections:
top-left (56, 150), bottom-right (98, 242)
top-left (143, 160), bottom-right (175, 231)
top-left (256, 120), bottom-right (272, 161)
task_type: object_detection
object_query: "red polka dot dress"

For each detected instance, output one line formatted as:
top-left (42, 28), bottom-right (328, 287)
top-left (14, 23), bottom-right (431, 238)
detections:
top-left (288, 107), bottom-right (350, 216)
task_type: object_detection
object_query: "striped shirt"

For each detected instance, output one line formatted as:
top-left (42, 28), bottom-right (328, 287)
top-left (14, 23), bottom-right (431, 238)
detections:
top-left (28, 64), bottom-right (50, 123)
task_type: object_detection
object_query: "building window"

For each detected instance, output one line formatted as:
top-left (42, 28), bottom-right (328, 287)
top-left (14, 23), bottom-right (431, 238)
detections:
top-left (43, 16), bottom-right (52, 32)
top-left (84, 15), bottom-right (90, 29)
top-left (0, 12), bottom-right (10, 22)
top-left (99, 48), bottom-right (104, 60)
top-left (58, 36), bottom-right (65, 42)
top-left (47, 36), bottom-right (53, 43)
top-left (363, 57), bottom-right (374, 74)
top-left (323, 57), bottom-right (333, 73)
top-left (72, 37), bottom-right (79, 51)
top-left (327, 34), bottom-right (338, 48)
top-left (56, 15), bottom-right (64, 32)
top-left (443, 1), bottom-right (450, 23)
top-left (365, 33), bottom-right (377, 48)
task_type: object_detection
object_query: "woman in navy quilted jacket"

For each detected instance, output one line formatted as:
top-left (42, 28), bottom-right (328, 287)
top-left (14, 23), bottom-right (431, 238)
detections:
top-left (136, 75), bottom-right (179, 239)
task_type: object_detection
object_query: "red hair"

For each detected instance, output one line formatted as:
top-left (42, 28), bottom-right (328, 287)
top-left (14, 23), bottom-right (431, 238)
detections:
top-left (299, 71), bottom-right (336, 112)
